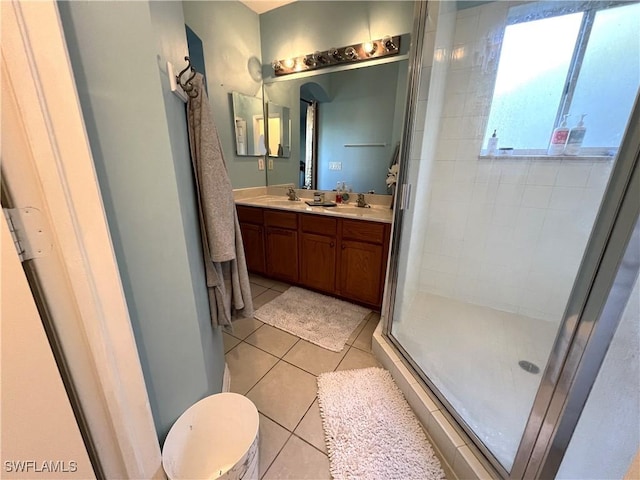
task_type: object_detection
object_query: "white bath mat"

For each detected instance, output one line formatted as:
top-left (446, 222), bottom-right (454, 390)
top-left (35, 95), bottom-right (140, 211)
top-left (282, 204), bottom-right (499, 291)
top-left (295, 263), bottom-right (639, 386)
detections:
top-left (253, 286), bottom-right (369, 352)
top-left (317, 367), bottom-right (446, 480)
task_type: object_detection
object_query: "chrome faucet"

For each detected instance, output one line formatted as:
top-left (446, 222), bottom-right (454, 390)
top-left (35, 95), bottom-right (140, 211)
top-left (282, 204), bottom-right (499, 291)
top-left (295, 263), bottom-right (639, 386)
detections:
top-left (287, 187), bottom-right (299, 201)
top-left (356, 193), bottom-right (370, 208)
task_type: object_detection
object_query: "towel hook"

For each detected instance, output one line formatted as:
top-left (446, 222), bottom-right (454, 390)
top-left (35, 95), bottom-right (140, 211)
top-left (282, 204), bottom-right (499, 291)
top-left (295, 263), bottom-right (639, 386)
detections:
top-left (177, 56), bottom-right (199, 98)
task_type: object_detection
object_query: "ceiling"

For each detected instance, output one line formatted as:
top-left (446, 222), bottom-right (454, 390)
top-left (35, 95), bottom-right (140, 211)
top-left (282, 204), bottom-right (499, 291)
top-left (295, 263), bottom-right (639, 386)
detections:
top-left (239, 0), bottom-right (297, 14)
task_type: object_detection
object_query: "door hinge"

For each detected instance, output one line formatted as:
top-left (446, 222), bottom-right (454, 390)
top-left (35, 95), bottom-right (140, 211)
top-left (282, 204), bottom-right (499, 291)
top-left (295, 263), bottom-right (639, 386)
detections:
top-left (3, 207), bottom-right (52, 262)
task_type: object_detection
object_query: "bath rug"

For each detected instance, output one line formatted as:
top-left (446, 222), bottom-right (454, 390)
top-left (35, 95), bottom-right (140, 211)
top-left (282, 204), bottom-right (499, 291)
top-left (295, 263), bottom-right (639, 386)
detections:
top-left (253, 286), bottom-right (369, 352)
top-left (317, 367), bottom-right (446, 480)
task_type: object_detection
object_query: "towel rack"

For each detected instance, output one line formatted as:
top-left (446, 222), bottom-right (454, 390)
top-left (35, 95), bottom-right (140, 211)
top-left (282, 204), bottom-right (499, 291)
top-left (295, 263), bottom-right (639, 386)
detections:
top-left (344, 143), bottom-right (387, 147)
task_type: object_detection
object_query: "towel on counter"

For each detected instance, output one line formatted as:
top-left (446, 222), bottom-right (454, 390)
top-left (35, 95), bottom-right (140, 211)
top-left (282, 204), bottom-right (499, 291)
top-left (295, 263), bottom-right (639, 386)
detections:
top-left (187, 73), bottom-right (253, 327)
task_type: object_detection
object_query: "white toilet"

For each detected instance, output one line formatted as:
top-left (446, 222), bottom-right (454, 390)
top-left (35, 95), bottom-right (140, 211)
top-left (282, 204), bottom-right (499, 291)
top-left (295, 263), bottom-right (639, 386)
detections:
top-left (162, 393), bottom-right (260, 480)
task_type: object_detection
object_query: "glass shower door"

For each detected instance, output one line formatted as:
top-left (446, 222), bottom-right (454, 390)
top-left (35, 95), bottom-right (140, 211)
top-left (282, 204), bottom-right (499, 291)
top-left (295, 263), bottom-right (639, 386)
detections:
top-left (388, 0), bottom-right (639, 473)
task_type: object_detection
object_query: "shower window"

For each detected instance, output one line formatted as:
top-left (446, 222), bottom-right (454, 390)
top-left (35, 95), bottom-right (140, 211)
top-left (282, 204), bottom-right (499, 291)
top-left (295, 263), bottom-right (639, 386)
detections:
top-left (483, 1), bottom-right (640, 154)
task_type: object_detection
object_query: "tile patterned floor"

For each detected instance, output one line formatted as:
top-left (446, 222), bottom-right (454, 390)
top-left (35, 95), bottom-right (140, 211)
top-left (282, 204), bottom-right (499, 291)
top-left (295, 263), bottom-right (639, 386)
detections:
top-left (225, 274), bottom-right (381, 479)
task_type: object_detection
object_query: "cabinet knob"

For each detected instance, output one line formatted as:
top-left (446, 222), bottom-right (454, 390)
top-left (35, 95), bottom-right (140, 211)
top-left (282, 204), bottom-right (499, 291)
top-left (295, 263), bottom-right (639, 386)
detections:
top-left (341, 244), bottom-right (346, 250)
top-left (330, 242), bottom-right (334, 248)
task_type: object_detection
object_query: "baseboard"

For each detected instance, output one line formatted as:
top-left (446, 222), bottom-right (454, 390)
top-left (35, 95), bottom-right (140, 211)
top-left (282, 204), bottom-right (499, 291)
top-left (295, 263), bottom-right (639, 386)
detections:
top-left (223, 362), bottom-right (231, 393)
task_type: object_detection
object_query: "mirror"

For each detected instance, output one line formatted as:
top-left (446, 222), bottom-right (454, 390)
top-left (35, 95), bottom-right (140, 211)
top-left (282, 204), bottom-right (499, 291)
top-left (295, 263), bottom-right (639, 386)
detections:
top-left (231, 91), bottom-right (266, 157)
top-left (263, 59), bottom-right (408, 194)
top-left (266, 102), bottom-right (291, 158)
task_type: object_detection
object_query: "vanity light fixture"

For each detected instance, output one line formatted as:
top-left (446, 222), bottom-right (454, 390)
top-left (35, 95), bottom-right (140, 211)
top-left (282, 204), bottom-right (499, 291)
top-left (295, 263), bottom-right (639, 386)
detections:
top-left (272, 35), bottom-right (401, 76)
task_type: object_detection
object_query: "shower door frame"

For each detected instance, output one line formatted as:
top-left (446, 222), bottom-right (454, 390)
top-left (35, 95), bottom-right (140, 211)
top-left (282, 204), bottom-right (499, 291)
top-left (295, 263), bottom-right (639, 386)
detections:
top-left (383, 1), bottom-right (640, 477)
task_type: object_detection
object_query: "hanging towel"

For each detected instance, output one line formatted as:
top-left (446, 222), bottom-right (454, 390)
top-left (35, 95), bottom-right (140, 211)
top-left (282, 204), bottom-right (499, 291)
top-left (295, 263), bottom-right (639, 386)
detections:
top-left (187, 73), bottom-right (253, 327)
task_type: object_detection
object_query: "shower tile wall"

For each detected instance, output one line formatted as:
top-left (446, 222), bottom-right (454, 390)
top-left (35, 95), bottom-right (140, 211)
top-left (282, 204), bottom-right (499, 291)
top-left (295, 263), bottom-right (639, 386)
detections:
top-left (416, 2), bottom-right (614, 322)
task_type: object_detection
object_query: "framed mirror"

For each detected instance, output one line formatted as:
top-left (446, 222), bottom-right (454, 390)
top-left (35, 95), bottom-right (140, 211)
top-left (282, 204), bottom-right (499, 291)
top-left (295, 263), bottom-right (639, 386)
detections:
top-left (265, 102), bottom-right (291, 158)
top-left (231, 91), bottom-right (266, 157)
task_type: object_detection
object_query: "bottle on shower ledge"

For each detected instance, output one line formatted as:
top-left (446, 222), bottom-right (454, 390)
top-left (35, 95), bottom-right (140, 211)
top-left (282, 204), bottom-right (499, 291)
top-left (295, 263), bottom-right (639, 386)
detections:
top-left (564, 114), bottom-right (587, 156)
top-left (548, 114), bottom-right (570, 156)
top-left (487, 129), bottom-right (498, 156)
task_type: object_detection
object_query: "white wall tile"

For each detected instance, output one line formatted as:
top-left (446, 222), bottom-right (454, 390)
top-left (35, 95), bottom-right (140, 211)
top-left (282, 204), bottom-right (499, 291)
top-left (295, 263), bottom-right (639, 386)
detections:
top-left (453, 14), bottom-right (479, 46)
top-left (549, 186), bottom-right (584, 211)
top-left (587, 161), bottom-right (614, 188)
top-left (527, 160), bottom-right (559, 185)
top-left (495, 183), bottom-right (523, 205)
top-left (443, 93), bottom-right (466, 117)
top-left (410, 3), bottom-right (606, 319)
top-left (555, 162), bottom-right (593, 187)
top-left (522, 185), bottom-right (552, 208)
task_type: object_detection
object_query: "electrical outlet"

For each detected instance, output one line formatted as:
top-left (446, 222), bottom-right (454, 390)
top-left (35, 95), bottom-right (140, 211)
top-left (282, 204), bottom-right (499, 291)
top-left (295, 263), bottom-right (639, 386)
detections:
top-left (329, 162), bottom-right (342, 171)
top-left (258, 158), bottom-right (265, 170)
top-left (268, 158), bottom-right (274, 170)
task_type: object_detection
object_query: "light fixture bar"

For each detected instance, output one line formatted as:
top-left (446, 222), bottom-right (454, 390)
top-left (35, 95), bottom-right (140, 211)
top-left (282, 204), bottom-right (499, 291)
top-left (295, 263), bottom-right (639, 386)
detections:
top-left (272, 35), bottom-right (401, 76)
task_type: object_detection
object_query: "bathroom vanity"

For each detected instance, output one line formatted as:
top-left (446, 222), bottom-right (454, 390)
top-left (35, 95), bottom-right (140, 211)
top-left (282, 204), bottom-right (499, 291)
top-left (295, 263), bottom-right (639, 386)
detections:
top-left (236, 195), bottom-right (392, 310)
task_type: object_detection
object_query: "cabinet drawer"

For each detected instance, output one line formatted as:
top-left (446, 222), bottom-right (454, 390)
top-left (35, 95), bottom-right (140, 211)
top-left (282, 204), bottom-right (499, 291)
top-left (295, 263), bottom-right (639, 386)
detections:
top-left (301, 215), bottom-right (337, 235)
top-left (341, 219), bottom-right (386, 244)
top-left (264, 209), bottom-right (298, 230)
top-left (237, 205), bottom-right (263, 225)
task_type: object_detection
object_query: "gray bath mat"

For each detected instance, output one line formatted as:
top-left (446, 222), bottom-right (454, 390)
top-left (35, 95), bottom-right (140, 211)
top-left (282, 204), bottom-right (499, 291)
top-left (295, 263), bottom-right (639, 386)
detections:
top-left (254, 286), bottom-right (369, 352)
top-left (317, 367), bottom-right (446, 479)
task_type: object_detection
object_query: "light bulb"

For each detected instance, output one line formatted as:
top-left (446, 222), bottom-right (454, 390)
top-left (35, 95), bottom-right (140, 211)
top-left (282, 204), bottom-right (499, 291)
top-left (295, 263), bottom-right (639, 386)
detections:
top-left (381, 35), bottom-right (397, 51)
top-left (283, 58), bottom-right (295, 69)
top-left (345, 46), bottom-right (358, 60)
top-left (363, 41), bottom-right (377, 55)
top-left (328, 48), bottom-right (342, 61)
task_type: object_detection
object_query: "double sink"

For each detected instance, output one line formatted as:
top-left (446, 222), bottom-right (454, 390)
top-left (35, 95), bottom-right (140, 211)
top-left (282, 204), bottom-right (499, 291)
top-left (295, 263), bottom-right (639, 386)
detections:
top-left (235, 195), bottom-right (393, 223)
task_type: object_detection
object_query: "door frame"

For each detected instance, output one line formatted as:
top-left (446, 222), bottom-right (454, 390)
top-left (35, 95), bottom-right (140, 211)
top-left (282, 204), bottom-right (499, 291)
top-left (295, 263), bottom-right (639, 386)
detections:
top-left (2, 1), bottom-right (162, 478)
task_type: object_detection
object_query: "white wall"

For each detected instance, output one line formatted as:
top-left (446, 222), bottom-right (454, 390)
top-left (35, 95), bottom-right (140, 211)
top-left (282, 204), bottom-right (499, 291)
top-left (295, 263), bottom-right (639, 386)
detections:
top-left (415, 2), bottom-right (615, 321)
top-left (182, 1), bottom-right (266, 189)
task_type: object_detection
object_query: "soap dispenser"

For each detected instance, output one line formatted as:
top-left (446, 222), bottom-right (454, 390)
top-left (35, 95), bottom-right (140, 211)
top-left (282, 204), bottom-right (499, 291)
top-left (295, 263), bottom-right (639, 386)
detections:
top-left (548, 114), bottom-right (570, 156)
top-left (487, 130), bottom-right (498, 156)
top-left (564, 114), bottom-right (587, 156)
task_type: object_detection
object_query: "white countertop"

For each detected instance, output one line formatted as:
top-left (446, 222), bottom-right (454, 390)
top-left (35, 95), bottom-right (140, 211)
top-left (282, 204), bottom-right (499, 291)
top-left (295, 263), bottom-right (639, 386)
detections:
top-left (235, 194), bottom-right (393, 224)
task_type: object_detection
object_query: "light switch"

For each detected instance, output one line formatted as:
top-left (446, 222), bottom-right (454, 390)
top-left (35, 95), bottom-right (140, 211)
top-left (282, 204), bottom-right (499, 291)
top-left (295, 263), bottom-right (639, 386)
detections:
top-left (329, 162), bottom-right (342, 171)
top-left (268, 158), bottom-right (274, 170)
top-left (258, 158), bottom-right (265, 170)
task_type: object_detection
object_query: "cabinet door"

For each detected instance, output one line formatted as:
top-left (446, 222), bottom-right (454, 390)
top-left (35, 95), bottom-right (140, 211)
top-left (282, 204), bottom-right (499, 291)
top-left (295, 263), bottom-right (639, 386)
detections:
top-left (300, 233), bottom-right (336, 293)
top-left (239, 222), bottom-right (266, 274)
top-left (339, 240), bottom-right (384, 306)
top-left (266, 227), bottom-right (299, 282)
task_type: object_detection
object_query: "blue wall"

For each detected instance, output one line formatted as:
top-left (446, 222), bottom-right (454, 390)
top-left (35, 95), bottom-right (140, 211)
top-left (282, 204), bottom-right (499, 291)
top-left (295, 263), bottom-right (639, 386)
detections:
top-left (317, 62), bottom-right (404, 193)
top-left (182, 1), bottom-right (266, 189)
top-left (58, 0), bottom-right (224, 444)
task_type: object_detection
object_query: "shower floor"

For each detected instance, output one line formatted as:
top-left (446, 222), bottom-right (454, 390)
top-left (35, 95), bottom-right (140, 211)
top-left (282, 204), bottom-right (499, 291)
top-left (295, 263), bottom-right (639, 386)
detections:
top-left (392, 291), bottom-right (559, 470)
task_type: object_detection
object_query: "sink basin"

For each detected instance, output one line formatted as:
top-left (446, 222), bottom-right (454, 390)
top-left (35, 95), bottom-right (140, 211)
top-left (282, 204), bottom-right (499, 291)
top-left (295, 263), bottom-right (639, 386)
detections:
top-left (333, 206), bottom-right (371, 214)
top-left (266, 199), bottom-right (304, 206)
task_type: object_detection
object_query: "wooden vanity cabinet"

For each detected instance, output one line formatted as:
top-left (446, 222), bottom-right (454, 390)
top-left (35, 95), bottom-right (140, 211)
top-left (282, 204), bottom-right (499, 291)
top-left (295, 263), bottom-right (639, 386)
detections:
top-left (237, 205), bottom-right (266, 275)
top-left (264, 210), bottom-right (299, 283)
top-left (299, 215), bottom-right (337, 294)
top-left (338, 219), bottom-right (390, 307)
top-left (237, 205), bottom-right (390, 309)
